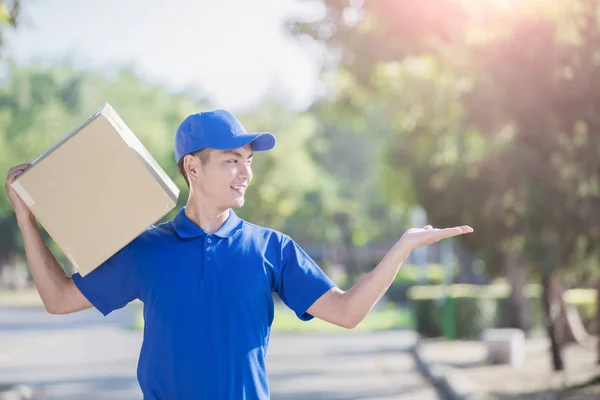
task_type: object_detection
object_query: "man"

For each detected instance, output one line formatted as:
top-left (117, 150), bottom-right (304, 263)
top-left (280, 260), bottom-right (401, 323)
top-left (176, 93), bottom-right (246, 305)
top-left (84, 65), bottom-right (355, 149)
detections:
top-left (5, 109), bottom-right (473, 399)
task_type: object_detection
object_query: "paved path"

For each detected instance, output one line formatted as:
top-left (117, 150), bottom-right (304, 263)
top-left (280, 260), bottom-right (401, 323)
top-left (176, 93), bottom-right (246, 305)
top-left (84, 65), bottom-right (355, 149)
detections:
top-left (267, 332), bottom-right (438, 400)
top-left (0, 304), bottom-right (439, 399)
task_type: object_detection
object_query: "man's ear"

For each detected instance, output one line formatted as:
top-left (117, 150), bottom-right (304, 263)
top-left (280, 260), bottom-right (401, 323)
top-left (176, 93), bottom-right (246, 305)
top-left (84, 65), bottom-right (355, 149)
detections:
top-left (184, 154), bottom-right (200, 183)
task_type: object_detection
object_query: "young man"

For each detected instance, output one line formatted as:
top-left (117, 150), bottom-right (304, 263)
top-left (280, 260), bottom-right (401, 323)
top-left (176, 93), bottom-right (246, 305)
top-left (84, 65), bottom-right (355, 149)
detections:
top-left (4, 109), bottom-right (473, 399)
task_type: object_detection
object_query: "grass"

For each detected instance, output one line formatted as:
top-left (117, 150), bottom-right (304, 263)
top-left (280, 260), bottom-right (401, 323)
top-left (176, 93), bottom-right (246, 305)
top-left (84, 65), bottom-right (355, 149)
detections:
top-left (271, 303), bottom-right (413, 332)
top-left (134, 303), bottom-right (414, 332)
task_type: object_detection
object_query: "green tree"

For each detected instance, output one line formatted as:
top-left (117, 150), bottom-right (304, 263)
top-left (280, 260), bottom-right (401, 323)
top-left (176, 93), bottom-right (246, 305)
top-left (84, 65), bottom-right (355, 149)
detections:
top-left (305, 79), bottom-right (410, 283)
top-left (291, 0), bottom-right (600, 369)
top-left (235, 102), bottom-right (334, 232)
top-left (0, 0), bottom-right (20, 55)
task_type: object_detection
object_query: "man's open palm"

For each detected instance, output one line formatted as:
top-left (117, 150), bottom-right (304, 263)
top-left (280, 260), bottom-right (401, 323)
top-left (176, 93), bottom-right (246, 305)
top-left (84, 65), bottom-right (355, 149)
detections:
top-left (399, 224), bottom-right (473, 251)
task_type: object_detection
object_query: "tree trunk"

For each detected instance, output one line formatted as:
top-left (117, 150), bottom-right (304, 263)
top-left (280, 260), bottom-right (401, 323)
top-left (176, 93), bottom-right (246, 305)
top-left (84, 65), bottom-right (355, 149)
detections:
top-left (334, 212), bottom-right (361, 284)
top-left (505, 250), bottom-right (530, 332)
top-left (541, 270), bottom-right (565, 371)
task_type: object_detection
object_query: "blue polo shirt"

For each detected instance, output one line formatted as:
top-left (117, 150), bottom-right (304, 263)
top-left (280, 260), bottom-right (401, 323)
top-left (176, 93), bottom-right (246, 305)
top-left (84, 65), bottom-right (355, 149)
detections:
top-left (72, 207), bottom-right (336, 399)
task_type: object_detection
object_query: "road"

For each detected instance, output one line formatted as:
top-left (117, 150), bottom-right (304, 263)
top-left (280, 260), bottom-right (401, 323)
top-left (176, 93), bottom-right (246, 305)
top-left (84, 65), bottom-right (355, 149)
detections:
top-left (0, 304), bottom-right (439, 399)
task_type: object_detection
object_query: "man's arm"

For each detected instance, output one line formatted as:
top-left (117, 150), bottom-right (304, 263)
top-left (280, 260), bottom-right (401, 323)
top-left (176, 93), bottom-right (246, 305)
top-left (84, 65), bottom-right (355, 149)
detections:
top-left (6, 163), bottom-right (92, 315)
top-left (307, 225), bottom-right (473, 329)
top-left (18, 214), bottom-right (93, 314)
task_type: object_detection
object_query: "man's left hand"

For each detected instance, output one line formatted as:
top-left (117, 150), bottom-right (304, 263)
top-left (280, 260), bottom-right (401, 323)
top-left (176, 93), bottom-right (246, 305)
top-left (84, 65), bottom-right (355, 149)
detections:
top-left (398, 224), bottom-right (473, 253)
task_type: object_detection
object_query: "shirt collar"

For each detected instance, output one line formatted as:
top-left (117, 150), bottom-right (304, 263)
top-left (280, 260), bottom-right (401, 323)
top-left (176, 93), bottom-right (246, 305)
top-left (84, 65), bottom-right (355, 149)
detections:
top-left (171, 207), bottom-right (242, 239)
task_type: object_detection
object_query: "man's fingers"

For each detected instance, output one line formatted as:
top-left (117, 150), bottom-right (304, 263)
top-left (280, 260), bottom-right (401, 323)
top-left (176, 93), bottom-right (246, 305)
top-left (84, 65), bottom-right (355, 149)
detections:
top-left (440, 226), bottom-right (473, 237)
top-left (7, 165), bottom-right (30, 180)
top-left (426, 226), bottom-right (472, 243)
top-left (402, 224), bottom-right (474, 249)
top-left (8, 163), bottom-right (30, 173)
top-left (421, 225), bottom-right (472, 234)
top-left (6, 163), bottom-right (30, 183)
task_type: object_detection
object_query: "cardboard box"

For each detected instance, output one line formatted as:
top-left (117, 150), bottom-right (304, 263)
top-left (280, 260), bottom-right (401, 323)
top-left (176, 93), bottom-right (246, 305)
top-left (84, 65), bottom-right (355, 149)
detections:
top-left (11, 103), bottom-right (180, 276)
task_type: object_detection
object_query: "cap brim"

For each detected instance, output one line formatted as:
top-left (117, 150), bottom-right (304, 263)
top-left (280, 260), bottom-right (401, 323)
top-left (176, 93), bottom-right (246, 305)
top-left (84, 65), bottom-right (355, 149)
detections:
top-left (248, 133), bottom-right (276, 151)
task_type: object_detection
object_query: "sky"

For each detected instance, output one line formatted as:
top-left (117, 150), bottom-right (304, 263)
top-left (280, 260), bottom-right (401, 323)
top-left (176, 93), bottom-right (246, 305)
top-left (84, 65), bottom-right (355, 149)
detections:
top-left (3, 0), bottom-right (327, 112)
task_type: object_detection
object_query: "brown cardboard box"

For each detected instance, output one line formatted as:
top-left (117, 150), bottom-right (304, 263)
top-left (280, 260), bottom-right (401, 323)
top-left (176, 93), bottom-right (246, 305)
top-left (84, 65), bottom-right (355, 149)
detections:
top-left (10, 103), bottom-right (180, 276)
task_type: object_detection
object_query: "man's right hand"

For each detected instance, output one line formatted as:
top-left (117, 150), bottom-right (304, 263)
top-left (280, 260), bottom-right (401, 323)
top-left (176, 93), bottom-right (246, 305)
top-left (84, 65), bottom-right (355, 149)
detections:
top-left (5, 163), bottom-right (33, 221)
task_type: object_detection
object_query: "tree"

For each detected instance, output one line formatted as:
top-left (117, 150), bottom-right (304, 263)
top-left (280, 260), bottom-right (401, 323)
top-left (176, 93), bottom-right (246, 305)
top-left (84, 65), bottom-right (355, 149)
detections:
top-left (0, 0), bottom-right (20, 55)
top-left (290, 0), bottom-right (600, 370)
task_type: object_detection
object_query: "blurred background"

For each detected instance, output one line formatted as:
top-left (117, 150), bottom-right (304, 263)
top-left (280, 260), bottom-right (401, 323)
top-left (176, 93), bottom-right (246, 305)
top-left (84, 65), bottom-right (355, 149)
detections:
top-left (1, 0), bottom-right (600, 399)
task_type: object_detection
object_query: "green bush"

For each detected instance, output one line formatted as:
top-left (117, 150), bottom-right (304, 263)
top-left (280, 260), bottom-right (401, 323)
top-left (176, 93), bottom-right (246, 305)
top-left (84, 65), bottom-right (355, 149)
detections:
top-left (449, 285), bottom-right (500, 339)
top-left (407, 285), bottom-right (445, 337)
top-left (408, 284), bottom-right (499, 339)
top-left (453, 297), bottom-right (498, 338)
top-left (408, 284), bottom-right (598, 340)
top-left (408, 283), bottom-right (548, 339)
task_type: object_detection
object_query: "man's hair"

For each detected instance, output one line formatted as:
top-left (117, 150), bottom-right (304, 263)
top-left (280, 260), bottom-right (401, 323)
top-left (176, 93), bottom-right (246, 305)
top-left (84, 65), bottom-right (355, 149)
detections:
top-left (177, 149), bottom-right (210, 188)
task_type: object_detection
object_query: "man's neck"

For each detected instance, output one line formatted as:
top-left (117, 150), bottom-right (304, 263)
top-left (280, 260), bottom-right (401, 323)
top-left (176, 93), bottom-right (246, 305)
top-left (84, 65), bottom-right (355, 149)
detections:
top-left (184, 198), bottom-right (230, 235)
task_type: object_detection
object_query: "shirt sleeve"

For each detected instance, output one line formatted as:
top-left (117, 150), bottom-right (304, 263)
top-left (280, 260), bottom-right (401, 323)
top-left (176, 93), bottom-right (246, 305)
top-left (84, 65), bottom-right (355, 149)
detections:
top-left (277, 236), bottom-right (337, 321)
top-left (71, 243), bottom-right (140, 316)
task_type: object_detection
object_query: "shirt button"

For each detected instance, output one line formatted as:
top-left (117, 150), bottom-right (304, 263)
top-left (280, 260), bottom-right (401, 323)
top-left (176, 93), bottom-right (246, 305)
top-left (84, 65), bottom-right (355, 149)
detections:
top-left (207, 238), bottom-right (212, 243)
top-left (207, 257), bottom-right (212, 262)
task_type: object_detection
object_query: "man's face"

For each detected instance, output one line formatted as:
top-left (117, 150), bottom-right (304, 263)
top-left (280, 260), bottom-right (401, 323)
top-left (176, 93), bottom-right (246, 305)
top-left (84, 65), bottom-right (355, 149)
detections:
top-left (191, 144), bottom-right (254, 210)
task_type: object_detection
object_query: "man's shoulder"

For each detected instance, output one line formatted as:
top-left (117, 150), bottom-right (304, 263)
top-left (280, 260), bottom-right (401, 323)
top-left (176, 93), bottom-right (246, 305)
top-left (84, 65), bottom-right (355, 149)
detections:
top-left (128, 221), bottom-right (178, 249)
top-left (240, 220), bottom-right (289, 242)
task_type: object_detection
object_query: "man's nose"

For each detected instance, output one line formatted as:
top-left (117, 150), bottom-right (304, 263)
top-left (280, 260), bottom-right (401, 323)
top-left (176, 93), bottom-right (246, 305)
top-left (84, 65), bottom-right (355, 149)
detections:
top-left (238, 163), bottom-right (252, 181)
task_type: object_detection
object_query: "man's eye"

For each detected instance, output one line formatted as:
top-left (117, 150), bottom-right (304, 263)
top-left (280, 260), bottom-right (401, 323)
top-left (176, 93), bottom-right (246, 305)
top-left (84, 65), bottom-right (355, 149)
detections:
top-left (228, 159), bottom-right (237, 164)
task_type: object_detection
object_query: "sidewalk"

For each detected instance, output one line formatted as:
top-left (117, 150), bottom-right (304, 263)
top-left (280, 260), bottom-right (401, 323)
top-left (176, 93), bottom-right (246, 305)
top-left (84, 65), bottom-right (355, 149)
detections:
top-left (416, 334), bottom-right (600, 399)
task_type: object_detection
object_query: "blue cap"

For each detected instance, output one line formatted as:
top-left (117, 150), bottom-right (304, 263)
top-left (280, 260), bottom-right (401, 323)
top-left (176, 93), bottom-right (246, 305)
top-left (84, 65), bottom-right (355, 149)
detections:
top-left (174, 109), bottom-right (276, 163)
